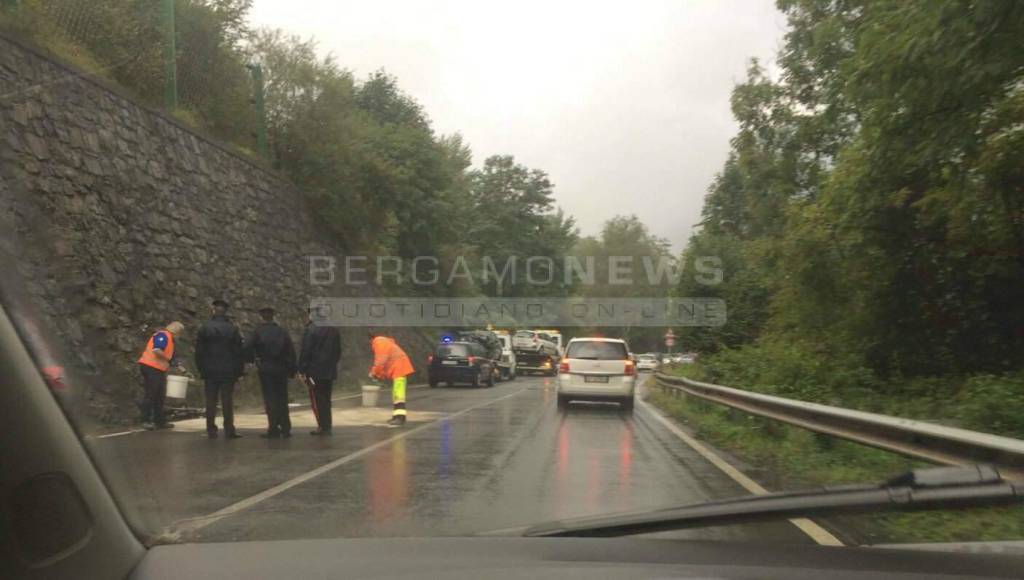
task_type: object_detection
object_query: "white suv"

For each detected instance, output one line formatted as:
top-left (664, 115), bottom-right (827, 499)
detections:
top-left (557, 337), bottom-right (636, 411)
top-left (636, 353), bottom-right (659, 372)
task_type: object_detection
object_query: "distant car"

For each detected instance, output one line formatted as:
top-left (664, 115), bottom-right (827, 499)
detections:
top-left (661, 355), bottom-right (673, 365)
top-left (512, 330), bottom-right (560, 375)
top-left (680, 353), bottom-right (697, 364)
top-left (428, 341), bottom-right (495, 388)
top-left (512, 330), bottom-right (559, 356)
top-left (532, 329), bottom-right (564, 356)
top-left (557, 337), bottom-right (636, 411)
top-left (636, 354), bottom-right (659, 372)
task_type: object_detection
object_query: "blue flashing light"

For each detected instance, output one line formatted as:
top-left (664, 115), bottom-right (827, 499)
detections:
top-left (441, 335), bottom-right (454, 343)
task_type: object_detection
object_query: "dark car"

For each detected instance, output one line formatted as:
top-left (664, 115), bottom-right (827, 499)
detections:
top-left (428, 341), bottom-right (496, 388)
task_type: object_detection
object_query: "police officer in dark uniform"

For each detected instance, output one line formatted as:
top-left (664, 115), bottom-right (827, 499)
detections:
top-left (298, 307), bottom-right (342, 435)
top-left (195, 299), bottom-right (245, 439)
top-left (247, 307), bottom-right (297, 439)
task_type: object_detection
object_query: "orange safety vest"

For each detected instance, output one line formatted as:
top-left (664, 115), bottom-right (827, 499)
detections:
top-left (370, 336), bottom-right (414, 380)
top-left (138, 331), bottom-right (174, 372)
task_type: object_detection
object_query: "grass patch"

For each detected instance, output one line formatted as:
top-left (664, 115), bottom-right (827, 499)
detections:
top-left (647, 389), bottom-right (1024, 544)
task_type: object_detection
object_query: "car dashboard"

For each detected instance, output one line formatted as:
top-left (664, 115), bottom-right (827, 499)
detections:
top-left (128, 537), bottom-right (1023, 580)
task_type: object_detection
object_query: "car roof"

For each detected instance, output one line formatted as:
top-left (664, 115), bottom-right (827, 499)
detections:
top-left (567, 337), bottom-right (627, 344)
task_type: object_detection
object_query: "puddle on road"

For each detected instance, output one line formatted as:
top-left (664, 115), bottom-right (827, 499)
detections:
top-left (170, 407), bottom-right (444, 432)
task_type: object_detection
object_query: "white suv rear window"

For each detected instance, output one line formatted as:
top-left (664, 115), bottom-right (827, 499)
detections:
top-left (566, 341), bottom-right (628, 360)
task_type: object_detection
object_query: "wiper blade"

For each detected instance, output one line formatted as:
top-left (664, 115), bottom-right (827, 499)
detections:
top-left (523, 466), bottom-right (1023, 538)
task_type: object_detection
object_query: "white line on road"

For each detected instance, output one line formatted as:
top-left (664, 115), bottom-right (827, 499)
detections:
top-left (95, 429), bottom-right (146, 439)
top-left (156, 386), bottom-right (530, 542)
top-left (636, 397), bottom-right (844, 547)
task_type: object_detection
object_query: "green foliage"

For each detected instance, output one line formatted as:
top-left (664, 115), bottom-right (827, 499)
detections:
top-left (3, 1), bottom-right (574, 275)
top-left (675, 232), bottom-right (771, 352)
top-left (467, 155), bottom-right (578, 297)
top-left (953, 373), bottom-right (1024, 439)
top-left (700, 339), bottom-right (879, 403)
top-left (683, 0), bottom-right (1024, 390)
top-left (569, 215), bottom-right (671, 350)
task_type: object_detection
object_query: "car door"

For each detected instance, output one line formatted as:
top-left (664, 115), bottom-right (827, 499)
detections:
top-left (0, 300), bottom-right (144, 580)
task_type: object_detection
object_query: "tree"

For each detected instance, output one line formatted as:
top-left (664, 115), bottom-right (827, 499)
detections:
top-left (688, 0), bottom-right (1024, 384)
top-left (571, 215), bottom-right (674, 350)
top-left (466, 155), bottom-right (576, 297)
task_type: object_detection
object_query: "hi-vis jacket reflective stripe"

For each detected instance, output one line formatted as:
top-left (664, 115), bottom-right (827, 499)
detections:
top-left (138, 331), bottom-right (174, 371)
top-left (370, 336), bottom-right (414, 380)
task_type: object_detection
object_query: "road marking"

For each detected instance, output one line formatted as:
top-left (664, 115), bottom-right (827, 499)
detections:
top-left (95, 429), bottom-right (145, 439)
top-left (636, 397), bottom-right (844, 546)
top-left (156, 386), bottom-right (530, 542)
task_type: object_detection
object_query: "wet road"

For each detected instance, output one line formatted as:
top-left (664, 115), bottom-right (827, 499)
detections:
top-left (89, 376), bottom-right (811, 544)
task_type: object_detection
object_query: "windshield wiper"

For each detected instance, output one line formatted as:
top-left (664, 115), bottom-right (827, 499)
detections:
top-left (523, 466), bottom-right (1023, 538)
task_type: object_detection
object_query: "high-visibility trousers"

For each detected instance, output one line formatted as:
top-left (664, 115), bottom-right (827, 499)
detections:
top-left (392, 376), bottom-right (407, 417)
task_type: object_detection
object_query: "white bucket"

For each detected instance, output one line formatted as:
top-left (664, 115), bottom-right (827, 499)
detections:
top-left (166, 375), bottom-right (190, 399)
top-left (361, 385), bottom-right (381, 407)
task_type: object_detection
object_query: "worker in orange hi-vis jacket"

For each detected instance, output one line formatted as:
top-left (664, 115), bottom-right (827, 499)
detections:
top-left (137, 321), bottom-right (185, 430)
top-left (368, 330), bottom-right (414, 427)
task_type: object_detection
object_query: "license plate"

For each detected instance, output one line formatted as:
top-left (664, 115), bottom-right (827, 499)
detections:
top-left (442, 360), bottom-right (458, 365)
top-left (584, 375), bottom-right (609, 383)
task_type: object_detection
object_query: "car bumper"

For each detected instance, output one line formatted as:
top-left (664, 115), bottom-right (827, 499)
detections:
top-left (557, 374), bottom-right (635, 398)
top-left (429, 367), bottom-right (480, 381)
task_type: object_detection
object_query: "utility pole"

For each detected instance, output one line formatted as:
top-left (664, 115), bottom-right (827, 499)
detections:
top-left (162, 0), bottom-right (177, 111)
top-left (248, 63), bottom-right (269, 160)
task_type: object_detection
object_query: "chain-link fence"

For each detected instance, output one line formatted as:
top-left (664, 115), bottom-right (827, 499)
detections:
top-left (1, 0), bottom-right (264, 156)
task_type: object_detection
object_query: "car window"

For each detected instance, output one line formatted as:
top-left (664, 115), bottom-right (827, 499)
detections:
top-left (436, 344), bottom-right (470, 357)
top-left (566, 341), bottom-right (628, 360)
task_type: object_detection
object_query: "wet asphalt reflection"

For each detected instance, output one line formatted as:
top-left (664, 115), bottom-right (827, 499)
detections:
top-left (90, 375), bottom-right (809, 544)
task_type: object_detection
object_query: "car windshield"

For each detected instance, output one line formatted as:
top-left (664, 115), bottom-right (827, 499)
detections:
top-left (2, 0), bottom-right (1022, 556)
top-left (566, 341), bottom-right (629, 360)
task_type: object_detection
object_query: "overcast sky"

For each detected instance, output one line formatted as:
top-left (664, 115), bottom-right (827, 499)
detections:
top-left (248, 1), bottom-right (788, 251)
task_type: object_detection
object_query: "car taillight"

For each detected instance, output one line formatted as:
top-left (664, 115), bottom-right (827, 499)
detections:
top-left (427, 355), bottom-right (433, 363)
top-left (558, 359), bottom-right (569, 373)
top-left (624, 360), bottom-right (636, 376)
top-left (467, 355), bottom-right (476, 364)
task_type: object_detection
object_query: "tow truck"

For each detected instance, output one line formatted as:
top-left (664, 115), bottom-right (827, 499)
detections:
top-left (490, 329), bottom-right (518, 380)
top-left (512, 329), bottom-right (561, 376)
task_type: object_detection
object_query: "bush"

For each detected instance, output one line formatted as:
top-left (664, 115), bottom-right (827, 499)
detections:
top-left (954, 374), bottom-right (1024, 438)
top-left (698, 339), bottom-right (880, 404)
top-left (688, 341), bottom-right (1024, 439)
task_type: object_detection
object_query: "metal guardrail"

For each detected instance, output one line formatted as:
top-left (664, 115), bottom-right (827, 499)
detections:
top-left (654, 373), bottom-right (1024, 482)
